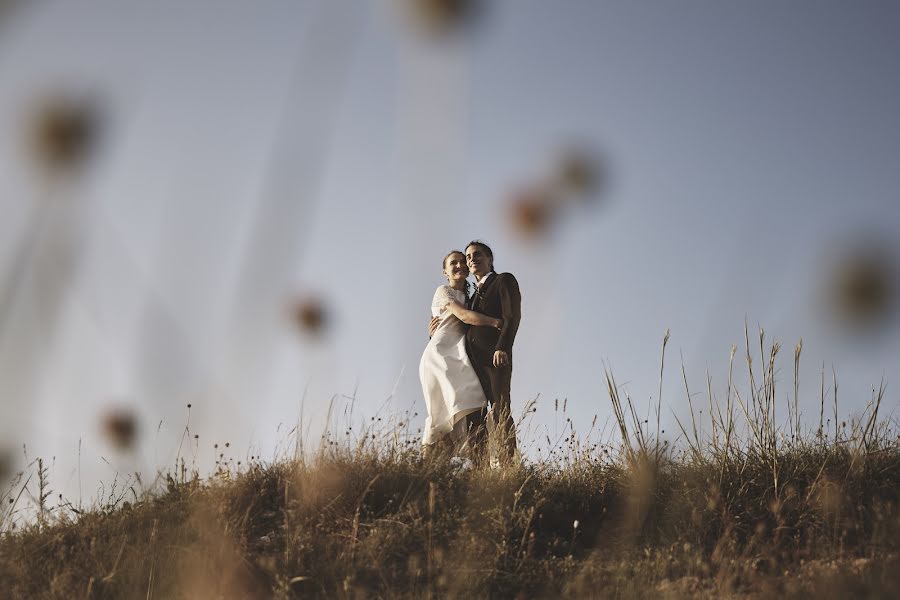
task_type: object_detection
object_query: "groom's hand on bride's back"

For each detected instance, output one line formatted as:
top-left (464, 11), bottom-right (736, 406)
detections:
top-left (428, 316), bottom-right (440, 338)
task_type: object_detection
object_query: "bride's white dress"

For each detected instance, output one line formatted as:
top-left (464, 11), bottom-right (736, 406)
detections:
top-left (419, 285), bottom-right (487, 446)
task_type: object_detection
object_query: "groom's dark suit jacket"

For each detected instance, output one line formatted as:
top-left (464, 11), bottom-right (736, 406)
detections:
top-left (465, 272), bottom-right (521, 406)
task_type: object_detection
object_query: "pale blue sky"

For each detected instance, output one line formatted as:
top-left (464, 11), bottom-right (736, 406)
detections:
top-left (1, 0), bottom-right (898, 504)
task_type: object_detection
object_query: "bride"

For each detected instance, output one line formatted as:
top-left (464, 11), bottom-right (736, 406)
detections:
top-left (419, 250), bottom-right (501, 453)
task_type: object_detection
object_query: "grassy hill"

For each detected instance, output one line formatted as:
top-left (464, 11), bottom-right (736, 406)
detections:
top-left (1, 339), bottom-right (899, 598)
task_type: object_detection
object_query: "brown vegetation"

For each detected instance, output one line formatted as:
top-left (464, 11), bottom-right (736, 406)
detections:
top-left (1, 330), bottom-right (898, 598)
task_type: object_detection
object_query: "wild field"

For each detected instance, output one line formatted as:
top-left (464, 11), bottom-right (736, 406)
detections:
top-left (1, 330), bottom-right (898, 598)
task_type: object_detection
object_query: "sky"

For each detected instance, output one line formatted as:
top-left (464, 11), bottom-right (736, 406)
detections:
top-left (1, 0), bottom-right (899, 509)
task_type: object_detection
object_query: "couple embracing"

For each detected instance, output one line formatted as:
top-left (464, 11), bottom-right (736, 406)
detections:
top-left (418, 240), bottom-right (521, 465)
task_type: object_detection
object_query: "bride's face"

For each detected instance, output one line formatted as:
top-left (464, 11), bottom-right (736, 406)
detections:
top-left (443, 253), bottom-right (469, 283)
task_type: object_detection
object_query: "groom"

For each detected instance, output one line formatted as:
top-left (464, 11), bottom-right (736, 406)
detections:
top-left (460, 240), bottom-right (521, 463)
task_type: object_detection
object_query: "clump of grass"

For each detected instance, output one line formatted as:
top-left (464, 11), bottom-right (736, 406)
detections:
top-left (0, 328), bottom-right (898, 598)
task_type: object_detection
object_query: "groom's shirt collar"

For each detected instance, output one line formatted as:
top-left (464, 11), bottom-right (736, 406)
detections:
top-left (475, 272), bottom-right (493, 287)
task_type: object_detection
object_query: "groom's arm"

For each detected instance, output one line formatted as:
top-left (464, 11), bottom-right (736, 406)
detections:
top-left (496, 273), bottom-right (521, 354)
top-left (428, 316), bottom-right (439, 337)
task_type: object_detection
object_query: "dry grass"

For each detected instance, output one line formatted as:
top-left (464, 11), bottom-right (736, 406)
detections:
top-left (1, 329), bottom-right (898, 598)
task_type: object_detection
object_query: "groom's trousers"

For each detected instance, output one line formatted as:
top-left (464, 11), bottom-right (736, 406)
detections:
top-left (468, 361), bottom-right (517, 462)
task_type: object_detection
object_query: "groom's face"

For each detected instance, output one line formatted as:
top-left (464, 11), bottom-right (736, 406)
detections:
top-left (465, 244), bottom-right (492, 278)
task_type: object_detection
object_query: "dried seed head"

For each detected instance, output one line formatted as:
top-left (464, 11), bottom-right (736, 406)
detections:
top-left (507, 186), bottom-right (558, 239)
top-left (100, 408), bottom-right (138, 451)
top-left (828, 246), bottom-right (896, 333)
top-left (398, 0), bottom-right (480, 36)
top-left (0, 449), bottom-right (12, 482)
top-left (556, 148), bottom-right (600, 197)
top-left (28, 95), bottom-right (101, 174)
top-left (289, 295), bottom-right (329, 336)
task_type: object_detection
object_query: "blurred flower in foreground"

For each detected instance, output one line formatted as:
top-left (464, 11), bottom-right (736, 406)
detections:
top-left (826, 243), bottom-right (897, 334)
top-left (27, 95), bottom-right (102, 175)
top-left (288, 295), bottom-right (329, 337)
top-left (507, 186), bottom-right (561, 239)
top-left (100, 407), bottom-right (138, 452)
top-left (0, 448), bottom-right (11, 482)
top-left (555, 147), bottom-right (603, 198)
top-left (395, 0), bottom-right (481, 36)
top-left (506, 145), bottom-right (607, 240)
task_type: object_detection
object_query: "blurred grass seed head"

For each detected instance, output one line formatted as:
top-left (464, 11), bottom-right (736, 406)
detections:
top-left (507, 186), bottom-right (561, 239)
top-left (828, 246), bottom-right (897, 333)
top-left (398, 0), bottom-right (480, 36)
top-left (555, 147), bottom-right (602, 198)
top-left (100, 408), bottom-right (138, 452)
top-left (28, 96), bottom-right (101, 174)
top-left (506, 147), bottom-right (605, 240)
top-left (289, 295), bottom-right (329, 337)
top-left (0, 449), bottom-right (11, 482)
